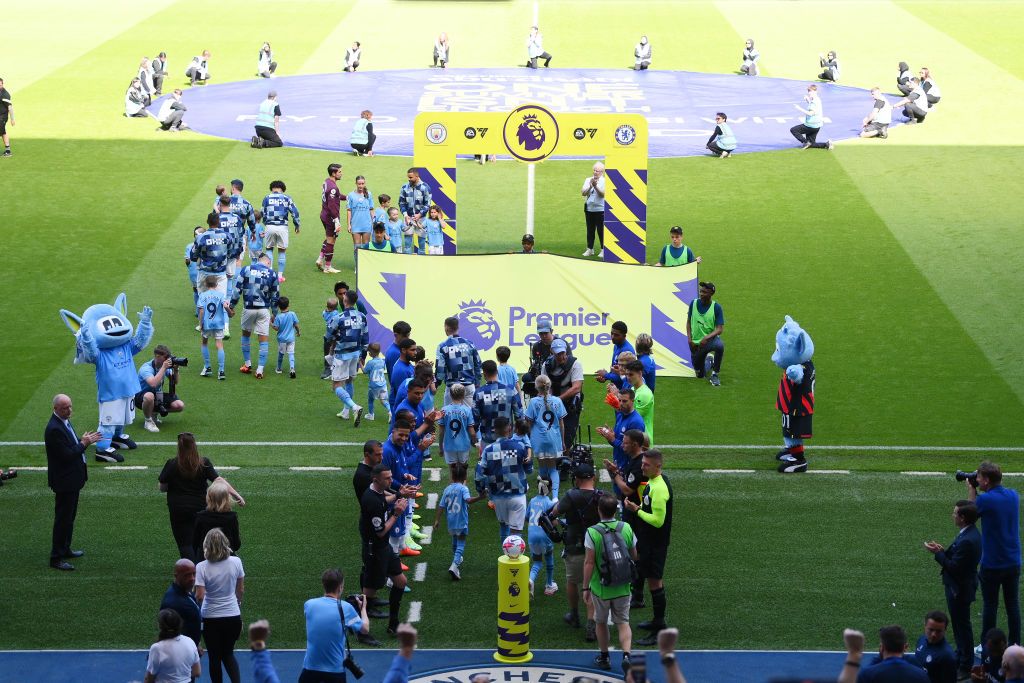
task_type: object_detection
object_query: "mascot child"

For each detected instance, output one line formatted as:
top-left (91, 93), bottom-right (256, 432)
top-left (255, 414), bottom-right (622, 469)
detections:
top-left (772, 315), bottom-right (815, 473)
top-left (60, 293), bottom-right (153, 460)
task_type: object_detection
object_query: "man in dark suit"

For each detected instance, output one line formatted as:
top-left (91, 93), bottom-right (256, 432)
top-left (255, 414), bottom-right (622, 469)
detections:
top-left (46, 394), bottom-right (101, 570)
top-left (925, 499), bottom-right (983, 679)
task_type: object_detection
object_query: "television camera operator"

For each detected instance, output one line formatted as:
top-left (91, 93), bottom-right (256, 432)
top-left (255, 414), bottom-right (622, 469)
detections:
top-left (522, 319), bottom-right (556, 399)
top-left (540, 338), bottom-right (585, 452)
top-left (136, 345), bottom-right (187, 434)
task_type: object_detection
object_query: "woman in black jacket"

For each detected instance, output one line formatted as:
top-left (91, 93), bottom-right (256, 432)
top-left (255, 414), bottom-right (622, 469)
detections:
top-left (193, 481), bottom-right (242, 559)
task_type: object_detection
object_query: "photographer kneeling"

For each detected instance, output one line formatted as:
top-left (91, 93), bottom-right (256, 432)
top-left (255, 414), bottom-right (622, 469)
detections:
top-left (547, 462), bottom-right (606, 642)
top-left (137, 345), bottom-right (186, 433)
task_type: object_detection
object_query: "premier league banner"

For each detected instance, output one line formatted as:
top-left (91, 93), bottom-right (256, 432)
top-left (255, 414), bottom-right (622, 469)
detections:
top-left (357, 251), bottom-right (699, 378)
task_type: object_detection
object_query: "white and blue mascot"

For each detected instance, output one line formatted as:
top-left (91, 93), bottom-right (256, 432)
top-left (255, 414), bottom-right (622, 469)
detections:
top-left (60, 294), bottom-right (153, 459)
top-left (772, 315), bottom-right (815, 473)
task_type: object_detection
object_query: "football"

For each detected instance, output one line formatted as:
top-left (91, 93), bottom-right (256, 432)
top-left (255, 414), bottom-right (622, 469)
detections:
top-left (502, 535), bottom-right (526, 560)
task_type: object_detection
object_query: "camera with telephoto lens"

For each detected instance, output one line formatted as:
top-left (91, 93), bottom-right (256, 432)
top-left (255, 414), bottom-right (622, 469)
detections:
top-left (559, 425), bottom-right (594, 481)
top-left (343, 655), bottom-right (364, 679)
top-left (170, 356), bottom-right (189, 368)
top-left (955, 470), bottom-right (979, 487)
top-left (341, 595), bottom-right (365, 678)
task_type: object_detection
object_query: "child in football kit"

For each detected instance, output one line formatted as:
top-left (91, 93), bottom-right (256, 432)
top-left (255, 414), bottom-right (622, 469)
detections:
top-left (387, 207), bottom-right (410, 254)
top-left (272, 296), bottom-right (299, 377)
top-left (438, 383), bottom-right (477, 478)
top-left (434, 463), bottom-right (482, 581)
top-left (495, 345), bottom-right (521, 395)
top-left (197, 275), bottom-right (234, 380)
top-left (527, 479), bottom-right (558, 596)
top-left (320, 297), bottom-right (339, 379)
top-left (362, 342), bottom-right (390, 420)
top-left (422, 205), bottom-right (446, 255)
top-left (186, 226), bottom-right (203, 325)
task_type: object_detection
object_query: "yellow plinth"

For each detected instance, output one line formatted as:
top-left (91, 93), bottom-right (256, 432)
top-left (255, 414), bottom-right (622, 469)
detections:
top-left (494, 554), bottom-right (533, 663)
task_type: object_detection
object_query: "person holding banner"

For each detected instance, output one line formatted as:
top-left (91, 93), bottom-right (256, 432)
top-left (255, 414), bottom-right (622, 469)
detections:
top-left (540, 339), bottom-right (584, 450)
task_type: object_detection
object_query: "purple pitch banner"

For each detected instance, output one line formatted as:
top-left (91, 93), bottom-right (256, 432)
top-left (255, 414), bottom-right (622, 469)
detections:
top-left (357, 251), bottom-right (698, 377)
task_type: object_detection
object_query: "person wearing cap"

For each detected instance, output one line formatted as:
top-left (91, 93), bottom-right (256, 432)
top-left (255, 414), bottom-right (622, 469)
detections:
top-left (547, 461), bottom-right (605, 641)
top-left (520, 234), bottom-right (536, 254)
top-left (655, 226), bottom-right (701, 267)
top-left (522, 319), bottom-right (556, 398)
top-left (252, 91), bottom-right (282, 149)
top-left (686, 282), bottom-right (724, 387)
top-left (540, 339), bottom-right (585, 450)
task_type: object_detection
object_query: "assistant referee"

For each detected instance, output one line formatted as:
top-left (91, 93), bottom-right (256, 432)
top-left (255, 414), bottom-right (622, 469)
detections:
top-left (623, 449), bottom-right (673, 647)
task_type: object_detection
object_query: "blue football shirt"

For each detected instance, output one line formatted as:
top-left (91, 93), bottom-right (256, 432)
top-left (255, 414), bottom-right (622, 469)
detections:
top-left (440, 403), bottom-right (474, 453)
top-left (439, 482), bottom-right (471, 533)
top-left (197, 290), bottom-right (228, 331)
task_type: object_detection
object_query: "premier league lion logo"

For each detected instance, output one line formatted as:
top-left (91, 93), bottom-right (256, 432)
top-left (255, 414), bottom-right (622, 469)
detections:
top-left (457, 300), bottom-right (500, 351)
top-left (516, 114), bottom-right (545, 151)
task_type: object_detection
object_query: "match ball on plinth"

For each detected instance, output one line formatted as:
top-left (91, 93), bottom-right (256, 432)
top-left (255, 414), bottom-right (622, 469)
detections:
top-left (502, 535), bottom-right (526, 560)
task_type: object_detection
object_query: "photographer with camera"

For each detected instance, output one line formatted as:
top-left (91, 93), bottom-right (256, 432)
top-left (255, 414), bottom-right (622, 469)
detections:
top-left (540, 339), bottom-right (585, 452)
top-left (966, 461), bottom-right (1022, 646)
top-left (300, 568), bottom-right (369, 683)
top-left (137, 345), bottom-right (186, 433)
top-left (548, 461), bottom-right (605, 641)
top-left (522, 320), bottom-right (556, 399)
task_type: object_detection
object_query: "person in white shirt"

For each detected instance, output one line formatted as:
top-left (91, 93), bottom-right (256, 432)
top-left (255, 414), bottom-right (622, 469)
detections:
top-left (919, 67), bottom-right (942, 108)
top-left (344, 42), bottom-right (361, 72)
top-left (138, 58), bottom-right (156, 104)
top-left (526, 26), bottom-right (552, 69)
top-left (196, 528), bottom-right (244, 683)
top-left (185, 51), bottom-right (211, 86)
top-left (156, 89), bottom-right (188, 132)
top-left (433, 33), bottom-right (450, 68)
top-left (152, 52), bottom-right (169, 97)
top-left (125, 78), bottom-right (148, 118)
top-left (144, 609), bottom-right (201, 683)
top-left (581, 162), bottom-right (606, 257)
top-left (257, 42), bottom-right (277, 78)
top-left (893, 77), bottom-right (929, 124)
top-left (860, 88), bottom-right (893, 139)
top-left (818, 50), bottom-right (839, 81)
top-left (634, 36), bottom-right (652, 71)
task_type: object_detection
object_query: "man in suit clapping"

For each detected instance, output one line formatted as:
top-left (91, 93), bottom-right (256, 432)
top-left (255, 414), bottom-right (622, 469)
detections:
top-left (45, 394), bottom-right (101, 571)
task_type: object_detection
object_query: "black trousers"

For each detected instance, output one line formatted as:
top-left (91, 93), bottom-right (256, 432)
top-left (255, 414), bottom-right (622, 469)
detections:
top-left (528, 52), bottom-right (552, 68)
top-left (255, 125), bottom-right (283, 148)
top-left (945, 586), bottom-right (975, 673)
top-left (351, 131), bottom-right (376, 154)
top-left (298, 670), bottom-right (347, 683)
top-left (562, 407), bottom-right (582, 452)
top-left (707, 141), bottom-right (730, 155)
top-left (51, 489), bottom-right (81, 562)
top-left (981, 566), bottom-right (1021, 645)
top-left (203, 615), bottom-right (242, 683)
top-left (692, 337), bottom-right (725, 376)
top-left (790, 124), bottom-right (828, 149)
top-left (169, 505), bottom-right (202, 561)
top-left (584, 209), bottom-right (604, 249)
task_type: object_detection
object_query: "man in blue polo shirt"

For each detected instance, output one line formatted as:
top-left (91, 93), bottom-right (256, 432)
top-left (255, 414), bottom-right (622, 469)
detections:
top-left (300, 568), bottom-right (369, 683)
top-left (911, 611), bottom-right (957, 683)
top-left (969, 461), bottom-right (1022, 646)
top-left (855, 625), bottom-right (929, 682)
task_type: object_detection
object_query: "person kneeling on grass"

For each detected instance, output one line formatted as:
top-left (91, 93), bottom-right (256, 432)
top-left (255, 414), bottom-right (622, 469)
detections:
top-left (252, 91), bottom-right (283, 149)
top-left (156, 89), bottom-right (189, 132)
top-left (860, 88), bottom-right (893, 139)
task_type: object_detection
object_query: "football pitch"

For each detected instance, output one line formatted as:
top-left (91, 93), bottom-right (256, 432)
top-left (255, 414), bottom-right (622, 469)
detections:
top-left (2, 0), bottom-right (1024, 669)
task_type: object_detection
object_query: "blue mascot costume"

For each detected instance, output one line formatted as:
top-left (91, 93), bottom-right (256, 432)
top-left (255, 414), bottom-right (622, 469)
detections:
top-left (772, 315), bottom-right (815, 473)
top-left (60, 293), bottom-right (153, 461)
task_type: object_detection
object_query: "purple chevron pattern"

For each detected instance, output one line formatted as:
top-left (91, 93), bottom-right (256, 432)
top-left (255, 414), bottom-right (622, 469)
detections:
top-left (651, 303), bottom-right (694, 368)
top-left (416, 166), bottom-right (457, 254)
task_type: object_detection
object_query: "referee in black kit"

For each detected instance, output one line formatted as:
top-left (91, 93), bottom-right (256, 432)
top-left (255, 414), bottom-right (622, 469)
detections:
top-left (360, 463), bottom-right (411, 641)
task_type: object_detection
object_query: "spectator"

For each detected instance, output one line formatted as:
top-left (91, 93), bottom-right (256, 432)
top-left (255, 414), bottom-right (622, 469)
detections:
top-left (301, 568), bottom-right (370, 681)
top-left (969, 462), bottom-right (1022, 646)
top-left (706, 112), bottom-right (737, 158)
top-left (791, 84), bottom-right (833, 150)
top-left (861, 88), bottom-right (893, 140)
top-left (838, 626), bottom-right (928, 683)
top-left (818, 50), bottom-right (840, 81)
top-left (46, 394), bottom-right (101, 570)
top-left (740, 39), bottom-right (759, 76)
top-left (897, 62), bottom-right (914, 95)
top-left (144, 609), bottom-right (201, 683)
top-left (912, 611), bottom-right (958, 683)
top-left (152, 52), bottom-right (168, 96)
top-left (924, 500), bottom-right (981, 678)
top-left (686, 281), bottom-right (724, 387)
top-left (248, 619), bottom-right (281, 683)
top-left (252, 91), bottom-right (283, 149)
top-left (185, 51), bottom-right (211, 86)
top-left (156, 89), bottom-right (188, 132)
top-left (525, 26), bottom-right (552, 68)
top-left (433, 33), bottom-right (450, 69)
top-left (383, 623), bottom-right (419, 683)
top-left (581, 162), bottom-right (606, 257)
top-left (350, 110), bottom-right (376, 157)
top-left (137, 345), bottom-right (186, 433)
top-left (344, 42), bottom-right (361, 72)
top-left (633, 36), bottom-right (651, 70)
top-left (192, 481), bottom-right (242, 560)
top-left (539, 339), bottom-right (584, 451)
top-left (437, 316), bottom-right (483, 407)
top-left (976, 628), bottom-right (1007, 682)
top-left (583, 494), bottom-right (638, 674)
top-left (125, 78), bottom-right (148, 118)
top-left (624, 450), bottom-right (674, 647)
top-left (547, 463), bottom-right (604, 641)
top-left (1003, 645), bottom-right (1024, 682)
top-left (160, 559), bottom-right (203, 655)
top-left (159, 432), bottom-right (244, 561)
top-left (196, 528), bottom-right (245, 683)
top-left (257, 43), bottom-right (277, 78)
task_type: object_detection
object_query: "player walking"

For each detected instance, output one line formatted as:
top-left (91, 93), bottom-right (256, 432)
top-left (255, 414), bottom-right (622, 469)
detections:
top-left (317, 163), bottom-right (343, 274)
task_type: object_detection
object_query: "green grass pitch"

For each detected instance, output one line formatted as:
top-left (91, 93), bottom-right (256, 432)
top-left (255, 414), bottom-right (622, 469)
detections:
top-left (1, 0), bottom-right (1023, 654)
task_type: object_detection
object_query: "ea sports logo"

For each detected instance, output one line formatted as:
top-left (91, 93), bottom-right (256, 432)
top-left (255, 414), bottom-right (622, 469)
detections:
top-left (456, 300), bottom-right (500, 352)
top-left (503, 104), bottom-right (559, 162)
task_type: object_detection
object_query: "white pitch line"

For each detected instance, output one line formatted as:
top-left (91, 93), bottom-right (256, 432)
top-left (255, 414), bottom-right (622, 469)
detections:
top-left (902, 471), bottom-right (946, 476)
top-left (3, 441), bottom-right (1022, 452)
top-left (703, 469), bottom-right (755, 474)
top-left (598, 469), bottom-right (611, 483)
top-left (407, 601), bottom-right (422, 623)
top-left (427, 468), bottom-right (441, 482)
top-left (426, 493), bottom-right (438, 510)
top-left (14, 466), bottom-right (48, 471)
top-left (218, 466), bottom-right (239, 471)
top-left (106, 466), bottom-right (149, 471)
top-left (289, 466), bottom-right (342, 471)
top-left (419, 525), bottom-right (433, 546)
top-left (414, 563), bottom-right (428, 582)
top-left (806, 470), bottom-right (851, 475)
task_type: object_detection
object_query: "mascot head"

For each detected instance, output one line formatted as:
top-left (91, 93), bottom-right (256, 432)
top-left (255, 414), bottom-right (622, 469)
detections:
top-left (772, 315), bottom-right (814, 369)
top-left (60, 293), bottom-right (134, 349)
